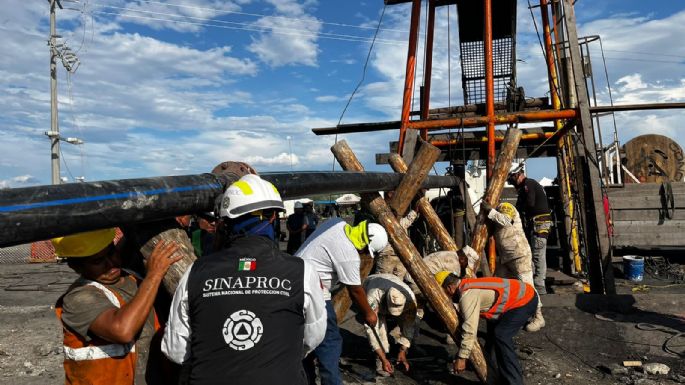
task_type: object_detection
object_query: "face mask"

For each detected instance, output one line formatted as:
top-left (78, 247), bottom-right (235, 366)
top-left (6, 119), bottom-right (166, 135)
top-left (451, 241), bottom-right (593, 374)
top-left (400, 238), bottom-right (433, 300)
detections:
top-left (232, 216), bottom-right (276, 241)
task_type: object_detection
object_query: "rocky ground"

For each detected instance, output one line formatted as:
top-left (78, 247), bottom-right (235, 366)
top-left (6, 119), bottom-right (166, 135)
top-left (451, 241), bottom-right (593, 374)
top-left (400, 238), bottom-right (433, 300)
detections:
top-left (0, 262), bottom-right (683, 385)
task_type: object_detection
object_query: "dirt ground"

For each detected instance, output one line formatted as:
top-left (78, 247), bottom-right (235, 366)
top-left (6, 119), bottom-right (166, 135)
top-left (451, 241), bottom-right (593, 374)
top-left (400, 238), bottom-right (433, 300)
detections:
top-left (1, 262), bottom-right (683, 385)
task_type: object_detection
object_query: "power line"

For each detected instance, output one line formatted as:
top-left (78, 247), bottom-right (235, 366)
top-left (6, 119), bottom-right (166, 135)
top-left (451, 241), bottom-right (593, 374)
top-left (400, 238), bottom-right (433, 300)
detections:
top-left (112, 0), bottom-right (409, 34)
top-left (91, 10), bottom-right (407, 46)
top-left (603, 56), bottom-right (684, 64)
top-left (602, 48), bottom-right (685, 59)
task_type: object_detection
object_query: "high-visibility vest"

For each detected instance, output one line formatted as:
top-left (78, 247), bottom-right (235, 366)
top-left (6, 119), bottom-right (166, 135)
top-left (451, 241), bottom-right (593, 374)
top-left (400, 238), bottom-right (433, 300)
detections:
top-left (458, 278), bottom-right (535, 320)
top-left (55, 276), bottom-right (154, 385)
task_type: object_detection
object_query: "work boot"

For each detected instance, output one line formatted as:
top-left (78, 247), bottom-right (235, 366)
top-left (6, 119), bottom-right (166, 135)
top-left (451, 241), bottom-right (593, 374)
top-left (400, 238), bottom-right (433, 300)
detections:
top-left (525, 309), bottom-right (545, 332)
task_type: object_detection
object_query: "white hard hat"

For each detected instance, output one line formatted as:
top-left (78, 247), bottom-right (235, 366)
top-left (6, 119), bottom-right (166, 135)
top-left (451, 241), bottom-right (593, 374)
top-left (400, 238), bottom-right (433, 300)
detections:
top-left (220, 174), bottom-right (284, 218)
top-left (294, 201), bottom-right (303, 209)
top-left (366, 223), bottom-right (388, 257)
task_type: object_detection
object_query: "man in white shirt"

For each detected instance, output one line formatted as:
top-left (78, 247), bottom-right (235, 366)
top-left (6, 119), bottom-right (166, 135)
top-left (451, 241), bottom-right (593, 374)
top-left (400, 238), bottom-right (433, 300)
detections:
top-left (296, 218), bottom-right (389, 385)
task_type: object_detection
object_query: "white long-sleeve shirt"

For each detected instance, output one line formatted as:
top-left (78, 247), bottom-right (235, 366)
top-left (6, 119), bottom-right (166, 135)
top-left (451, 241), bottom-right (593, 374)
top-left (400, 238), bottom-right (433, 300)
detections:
top-left (161, 260), bottom-right (327, 364)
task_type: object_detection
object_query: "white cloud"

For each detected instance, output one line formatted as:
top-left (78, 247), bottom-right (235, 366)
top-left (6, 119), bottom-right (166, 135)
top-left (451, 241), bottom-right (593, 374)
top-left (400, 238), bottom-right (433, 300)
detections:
top-left (105, 0), bottom-right (246, 33)
top-left (247, 0), bottom-right (322, 67)
top-left (316, 95), bottom-right (345, 103)
top-left (246, 152), bottom-right (299, 166)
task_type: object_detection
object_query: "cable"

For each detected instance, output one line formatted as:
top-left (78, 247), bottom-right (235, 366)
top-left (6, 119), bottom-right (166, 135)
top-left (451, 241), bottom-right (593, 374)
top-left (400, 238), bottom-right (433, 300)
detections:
top-left (91, 10), bottom-right (406, 46)
top-left (65, 71), bottom-right (86, 177)
top-left (602, 48), bottom-right (685, 60)
top-left (112, 0), bottom-right (409, 33)
top-left (636, 323), bottom-right (685, 358)
top-left (330, 4), bottom-right (387, 173)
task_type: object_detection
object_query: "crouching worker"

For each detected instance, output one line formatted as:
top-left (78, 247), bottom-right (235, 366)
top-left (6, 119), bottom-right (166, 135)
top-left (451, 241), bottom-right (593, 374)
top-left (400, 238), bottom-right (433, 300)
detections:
top-left (162, 174), bottom-right (327, 385)
top-left (362, 274), bottom-right (417, 377)
top-left (435, 271), bottom-right (537, 385)
top-left (53, 228), bottom-right (182, 385)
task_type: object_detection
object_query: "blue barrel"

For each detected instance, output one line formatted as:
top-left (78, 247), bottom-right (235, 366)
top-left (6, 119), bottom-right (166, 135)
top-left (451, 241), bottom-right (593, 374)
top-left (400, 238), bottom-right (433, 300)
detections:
top-left (623, 256), bottom-right (644, 282)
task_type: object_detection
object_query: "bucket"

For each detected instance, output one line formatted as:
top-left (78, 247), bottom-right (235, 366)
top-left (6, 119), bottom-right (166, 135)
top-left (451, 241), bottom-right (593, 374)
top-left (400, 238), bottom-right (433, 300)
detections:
top-left (622, 256), bottom-right (644, 282)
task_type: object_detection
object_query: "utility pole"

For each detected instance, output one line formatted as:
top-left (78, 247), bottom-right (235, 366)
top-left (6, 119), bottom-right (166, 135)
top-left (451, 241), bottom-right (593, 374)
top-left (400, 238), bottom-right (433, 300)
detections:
top-left (46, 0), bottom-right (82, 185)
top-left (49, 0), bottom-right (60, 185)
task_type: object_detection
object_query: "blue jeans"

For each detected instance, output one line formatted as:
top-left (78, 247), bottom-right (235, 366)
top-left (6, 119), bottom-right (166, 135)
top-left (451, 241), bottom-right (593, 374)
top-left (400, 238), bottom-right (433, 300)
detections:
top-left (304, 301), bottom-right (342, 385)
top-left (486, 296), bottom-right (538, 385)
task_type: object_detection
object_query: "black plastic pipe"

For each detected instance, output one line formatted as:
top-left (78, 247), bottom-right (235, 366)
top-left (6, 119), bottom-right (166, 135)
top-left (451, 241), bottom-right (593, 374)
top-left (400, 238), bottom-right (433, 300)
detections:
top-left (0, 171), bottom-right (459, 247)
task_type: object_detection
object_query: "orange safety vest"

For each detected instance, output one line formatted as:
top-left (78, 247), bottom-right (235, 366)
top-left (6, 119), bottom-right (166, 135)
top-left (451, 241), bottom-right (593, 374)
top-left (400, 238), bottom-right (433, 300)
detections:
top-left (55, 276), bottom-right (158, 385)
top-left (458, 277), bottom-right (535, 320)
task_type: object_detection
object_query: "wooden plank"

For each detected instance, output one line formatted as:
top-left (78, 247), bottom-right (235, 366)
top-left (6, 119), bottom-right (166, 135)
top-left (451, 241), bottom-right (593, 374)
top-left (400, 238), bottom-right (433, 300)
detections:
top-left (607, 182), bottom-right (685, 196)
top-left (608, 195), bottom-right (685, 210)
top-left (612, 221), bottom-right (685, 247)
top-left (610, 209), bottom-right (685, 222)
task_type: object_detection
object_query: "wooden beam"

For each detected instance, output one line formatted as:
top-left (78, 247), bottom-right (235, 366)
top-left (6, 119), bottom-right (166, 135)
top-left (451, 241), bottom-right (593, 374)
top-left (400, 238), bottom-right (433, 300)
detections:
top-left (331, 140), bottom-right (488, 383)
top-left (388, 152), bottom-right (458, 252)
top-left (123, 220), bottom-right (197, 295)
top-left (388, 140), bottom-right (442, 216)
top-left (468, 126), bottom-right (523, 274)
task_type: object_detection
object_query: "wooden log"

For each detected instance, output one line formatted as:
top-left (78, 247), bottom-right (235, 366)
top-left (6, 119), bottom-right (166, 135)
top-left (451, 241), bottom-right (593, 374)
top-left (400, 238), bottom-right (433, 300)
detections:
top-left (388, 152), bottom-right (458, 252)
top-left (131, 161), bottom-right (256, 295)
top-left (388, 140), bottom-right (442, 217)
top-left (331, 140), bottom-right (488, 383)
top-left (468, 126), bottom-right (523, 275)
top-left (123, 220), bottom-right (197, 295)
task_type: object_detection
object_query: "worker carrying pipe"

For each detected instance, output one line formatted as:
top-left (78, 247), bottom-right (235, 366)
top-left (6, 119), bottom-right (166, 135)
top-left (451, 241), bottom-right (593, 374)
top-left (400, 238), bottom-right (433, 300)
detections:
top-left (481, 201), bottom-right (545, 332)
top-left (53, 228), bottom-right (183, 385)
top-left (161, 174), bottom-right (327, 384)
top-left (435, 271), bottom-right (537, 385)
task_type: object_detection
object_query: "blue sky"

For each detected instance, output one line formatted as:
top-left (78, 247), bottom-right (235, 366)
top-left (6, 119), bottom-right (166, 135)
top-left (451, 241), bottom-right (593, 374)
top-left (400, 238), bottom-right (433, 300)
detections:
top-left (1, 0), bottom-right (685, 187)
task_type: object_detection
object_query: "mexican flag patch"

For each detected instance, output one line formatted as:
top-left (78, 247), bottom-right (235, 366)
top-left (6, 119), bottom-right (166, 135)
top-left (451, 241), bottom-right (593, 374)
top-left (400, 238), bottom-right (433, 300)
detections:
top-left (238, 258), bottom-right (256, 271)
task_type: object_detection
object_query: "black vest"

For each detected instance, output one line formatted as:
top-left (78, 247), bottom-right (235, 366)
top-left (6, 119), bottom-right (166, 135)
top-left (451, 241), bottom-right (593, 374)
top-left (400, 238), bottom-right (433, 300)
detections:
top-left (187, 236), bottom-right (306, 385)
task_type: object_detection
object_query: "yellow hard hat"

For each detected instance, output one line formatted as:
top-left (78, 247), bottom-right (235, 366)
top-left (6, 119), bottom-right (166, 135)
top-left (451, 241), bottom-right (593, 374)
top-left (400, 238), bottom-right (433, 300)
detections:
top-left (434, 270), bottom-right (452, 287)
top-left (497, 202), bottom-right (517, 221)
top-left (51, 228), bottom-right (116, 258)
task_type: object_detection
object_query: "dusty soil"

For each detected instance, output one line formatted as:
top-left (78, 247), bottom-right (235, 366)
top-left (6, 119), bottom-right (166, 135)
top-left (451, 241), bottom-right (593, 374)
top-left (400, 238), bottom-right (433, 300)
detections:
top-left (1, 262), bottom-right (683, 385)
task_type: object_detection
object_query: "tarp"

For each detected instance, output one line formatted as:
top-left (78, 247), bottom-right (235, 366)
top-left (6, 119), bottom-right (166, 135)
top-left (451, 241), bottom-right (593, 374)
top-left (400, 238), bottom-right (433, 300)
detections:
top-left (335, 193), bottom-right (361, 205)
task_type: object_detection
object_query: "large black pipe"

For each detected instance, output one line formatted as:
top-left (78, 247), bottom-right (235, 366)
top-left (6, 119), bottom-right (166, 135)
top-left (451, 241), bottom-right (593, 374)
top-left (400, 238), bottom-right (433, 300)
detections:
top-left (0, 171), bottom-right (459, 247)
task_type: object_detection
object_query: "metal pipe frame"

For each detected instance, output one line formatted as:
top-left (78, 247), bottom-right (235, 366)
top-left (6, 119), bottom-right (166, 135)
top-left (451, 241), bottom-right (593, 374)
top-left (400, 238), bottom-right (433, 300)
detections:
top-left (429, 132), bottom-right (555, 147)
top-left (406, 109), bottom-right (578, 130)
top-left (421, 0), bottom-right (437, 141)
top-left (397, 0), bottom-right (423, 156)
top-left (541, 0), bottom-right (583, 274)
top-left (483, 0), bottom-right (498, 274)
